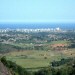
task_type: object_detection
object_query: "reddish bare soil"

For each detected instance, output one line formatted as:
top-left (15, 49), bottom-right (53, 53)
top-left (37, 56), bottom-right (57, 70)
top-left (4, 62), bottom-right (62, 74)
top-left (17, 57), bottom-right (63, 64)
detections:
top-left (51, 44), bottom-right (67, 48)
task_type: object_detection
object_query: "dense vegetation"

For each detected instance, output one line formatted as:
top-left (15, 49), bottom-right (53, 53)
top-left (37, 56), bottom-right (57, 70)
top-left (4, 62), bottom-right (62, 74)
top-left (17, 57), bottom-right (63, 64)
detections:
top-left (0, 56), bottom-right (75, 75)
top-left (0, 31), bottom-right (75, 53)
top-left (0, 30), bottom-right (75, 75)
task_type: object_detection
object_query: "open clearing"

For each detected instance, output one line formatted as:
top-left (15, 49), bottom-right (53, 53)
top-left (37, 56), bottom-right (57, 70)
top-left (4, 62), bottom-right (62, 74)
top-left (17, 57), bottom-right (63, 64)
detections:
top-left (5, 48), bottom-right (75, 70)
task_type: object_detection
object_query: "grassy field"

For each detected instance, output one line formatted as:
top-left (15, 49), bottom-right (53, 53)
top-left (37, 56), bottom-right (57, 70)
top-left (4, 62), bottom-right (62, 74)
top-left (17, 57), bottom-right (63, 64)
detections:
top-left (5, 48), bottom-right (75, 71)
top-left (49, 40), bottom-right (70, 44)
top-left (2, 40), bottom-right (74, 71)
top-left (10, 40), bottom-right (69, 47)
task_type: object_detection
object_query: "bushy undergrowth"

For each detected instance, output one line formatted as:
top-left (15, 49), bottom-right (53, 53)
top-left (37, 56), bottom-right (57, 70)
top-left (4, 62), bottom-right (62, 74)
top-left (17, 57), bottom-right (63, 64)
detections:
top-left (0, 56), bottom-right (75, 75)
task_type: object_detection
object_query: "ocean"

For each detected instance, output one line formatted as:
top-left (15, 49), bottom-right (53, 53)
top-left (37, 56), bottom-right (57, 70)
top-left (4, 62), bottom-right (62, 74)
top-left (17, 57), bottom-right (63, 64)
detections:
top-left (0, 23), bottom-right (75, 30)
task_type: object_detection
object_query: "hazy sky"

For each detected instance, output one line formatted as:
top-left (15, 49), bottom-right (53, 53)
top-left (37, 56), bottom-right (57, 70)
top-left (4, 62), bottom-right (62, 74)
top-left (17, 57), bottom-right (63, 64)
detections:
top-left (0, 0), bottom-right (75, 23)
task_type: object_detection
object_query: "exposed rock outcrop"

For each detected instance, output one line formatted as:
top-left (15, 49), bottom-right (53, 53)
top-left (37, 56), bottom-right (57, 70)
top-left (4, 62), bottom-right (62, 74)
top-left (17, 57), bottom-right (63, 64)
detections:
top-left (0, 61), bottom-right (11, 75)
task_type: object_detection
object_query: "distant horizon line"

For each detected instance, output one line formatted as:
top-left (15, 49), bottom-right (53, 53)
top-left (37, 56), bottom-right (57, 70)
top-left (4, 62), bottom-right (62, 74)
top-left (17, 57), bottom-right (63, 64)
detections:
top-left (0, 22), bottom-right (75, 24)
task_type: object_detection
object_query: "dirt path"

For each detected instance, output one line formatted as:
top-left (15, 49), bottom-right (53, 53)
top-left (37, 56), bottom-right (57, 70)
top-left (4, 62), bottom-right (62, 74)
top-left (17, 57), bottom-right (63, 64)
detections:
top-left (0, 61), bottom-right (11, 75)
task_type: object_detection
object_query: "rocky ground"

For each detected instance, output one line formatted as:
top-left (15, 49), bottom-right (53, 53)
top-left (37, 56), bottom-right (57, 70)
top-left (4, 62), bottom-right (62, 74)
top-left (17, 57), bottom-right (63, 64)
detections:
top-left (0, 61), bottom-right (11, 75)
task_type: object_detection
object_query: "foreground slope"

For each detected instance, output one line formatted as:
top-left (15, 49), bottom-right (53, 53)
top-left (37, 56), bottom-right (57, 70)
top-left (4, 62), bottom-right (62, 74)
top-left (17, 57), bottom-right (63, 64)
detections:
top-left (0, 61), bottom-right (11, 75)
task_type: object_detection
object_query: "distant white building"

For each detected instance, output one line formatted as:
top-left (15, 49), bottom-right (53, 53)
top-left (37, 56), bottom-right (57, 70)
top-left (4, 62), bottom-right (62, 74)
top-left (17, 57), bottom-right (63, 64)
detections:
top-left (55, 27), bottom-right (61, 31)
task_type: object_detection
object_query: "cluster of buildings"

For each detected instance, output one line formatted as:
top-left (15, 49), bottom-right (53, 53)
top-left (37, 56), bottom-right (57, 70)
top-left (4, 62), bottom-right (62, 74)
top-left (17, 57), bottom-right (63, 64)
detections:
top-left (0, 27), bottom-right (62, 33)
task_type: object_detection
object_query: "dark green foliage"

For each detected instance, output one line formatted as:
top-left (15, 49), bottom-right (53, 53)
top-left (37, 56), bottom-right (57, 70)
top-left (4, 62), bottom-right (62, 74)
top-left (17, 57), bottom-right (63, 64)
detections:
top-left (34, 58), bottom-right (75, 75)
top-left (35, 64), bottom-right (75, 75)
top-left (51, 58), bottom-right (73, 67)
top-left (69, 43), bottom-right (75, 48)
top-left (0, 43), bottom-right (17, 53)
